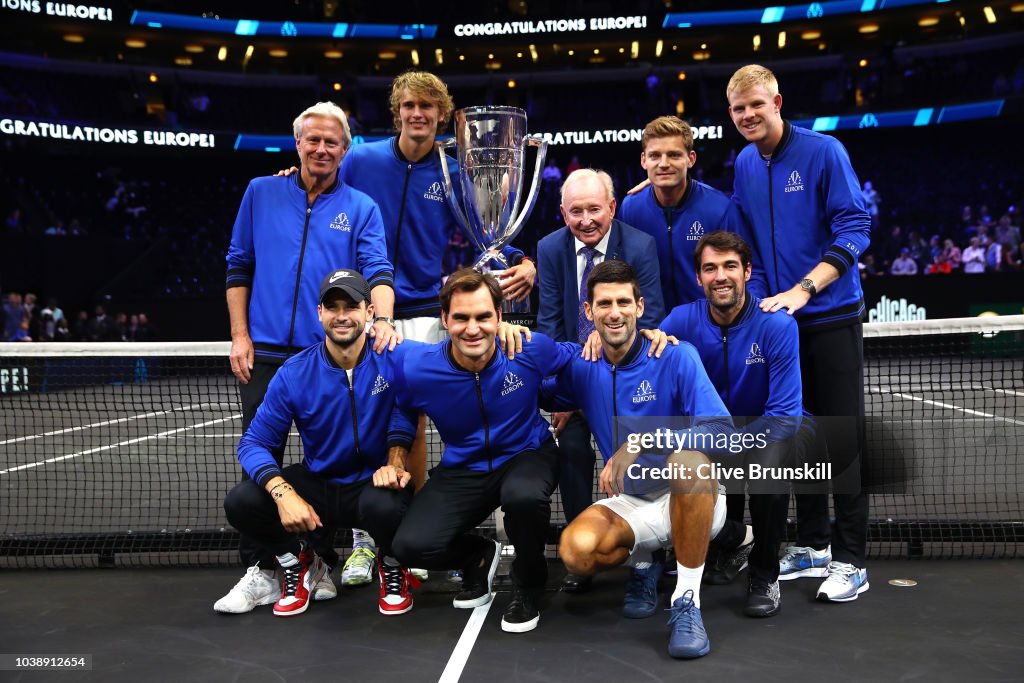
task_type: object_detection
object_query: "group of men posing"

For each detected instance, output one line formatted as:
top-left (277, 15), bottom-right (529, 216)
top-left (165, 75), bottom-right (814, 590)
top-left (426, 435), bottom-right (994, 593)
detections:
top-left (215, 63), bottom-right (872, 660)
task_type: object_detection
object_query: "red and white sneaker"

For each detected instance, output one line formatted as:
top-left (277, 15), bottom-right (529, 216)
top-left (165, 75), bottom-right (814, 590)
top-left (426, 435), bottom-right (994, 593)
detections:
top-left (378, 561), bottom-right (421, 616)
top-left (273, 549), bottom-right (327, 617)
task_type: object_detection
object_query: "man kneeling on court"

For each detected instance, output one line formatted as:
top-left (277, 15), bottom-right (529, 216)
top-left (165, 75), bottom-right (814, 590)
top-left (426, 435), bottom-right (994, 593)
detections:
top-left (223, 269), bottom-right (418, 617)
top-left (550, 260), bottom-right (750, 659)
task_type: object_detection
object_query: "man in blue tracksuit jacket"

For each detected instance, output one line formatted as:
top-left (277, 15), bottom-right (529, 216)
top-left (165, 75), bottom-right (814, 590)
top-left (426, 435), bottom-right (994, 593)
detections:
top-left (388, 269), bottom-right (575, 635)
top-left (619, 115), bottom-right (750, 310)
top-left (548, 259), bottom-right (749, 660)
top-left (222, 102), bottom-right (399, 597)
top-left (727, 64), bottom-right (871, 602)
top-left (223, 269), bottom-right (416, 618)
top-left (660, 231), bottom-right (808, 618)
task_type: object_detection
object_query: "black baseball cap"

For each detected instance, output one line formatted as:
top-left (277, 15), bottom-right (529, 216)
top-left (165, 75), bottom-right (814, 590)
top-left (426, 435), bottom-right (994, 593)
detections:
top-left (318, 268), bottom-right (371, 305)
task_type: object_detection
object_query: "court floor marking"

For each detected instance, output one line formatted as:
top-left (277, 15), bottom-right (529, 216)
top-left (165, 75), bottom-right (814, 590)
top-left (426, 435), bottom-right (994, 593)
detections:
top-left (870, 388), bottom-right (1024, 427)
top-left (438, 595), bottom-right (495, 683)
top-left (0, 402), bottom-right (233, 447)
top-left (0, 413), bottom-right (240, 475)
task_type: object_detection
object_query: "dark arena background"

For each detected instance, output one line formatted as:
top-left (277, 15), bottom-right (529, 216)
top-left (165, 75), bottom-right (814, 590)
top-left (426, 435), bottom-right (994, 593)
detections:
top-left (1, 1), bottom-right (1022, 681)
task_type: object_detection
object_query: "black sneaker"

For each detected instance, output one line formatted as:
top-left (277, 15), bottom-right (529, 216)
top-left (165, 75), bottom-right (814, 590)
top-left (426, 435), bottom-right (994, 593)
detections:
top-left (452, 539), bottom-right (501, 609)
top-left (501, 587), bottom-right (540, 633)
top-left (704, 539), bottom-right (753, 586)
top-left (560, 573), bottom-right (593, 594)
top-left (745, 579), bottom-right (781, 618)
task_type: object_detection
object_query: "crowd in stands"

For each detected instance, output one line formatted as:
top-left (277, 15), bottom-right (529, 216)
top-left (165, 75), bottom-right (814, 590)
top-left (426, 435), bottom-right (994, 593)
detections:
top-left (2, 291), bottom-right (156, 343)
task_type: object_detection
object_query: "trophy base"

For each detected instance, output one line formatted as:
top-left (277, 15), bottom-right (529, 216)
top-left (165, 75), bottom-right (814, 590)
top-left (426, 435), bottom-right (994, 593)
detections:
top-left (484, 268), bottom-right (533, 317)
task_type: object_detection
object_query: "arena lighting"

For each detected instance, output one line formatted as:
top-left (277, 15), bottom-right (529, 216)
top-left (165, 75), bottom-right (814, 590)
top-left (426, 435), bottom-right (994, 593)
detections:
top-left (174, 56), bottom-right (192, 66)
top-left (125, 38), bottom-right (146, 48)
top-left (593, 48), bottom-right (600, 54)
top-left (629, 40), bottom-right (638, 58)
top-left (753, 34), bottom-right (761, 50)
top-left (332, 82), bottom-right (342, 91)
top-left (268, 49), bottom-right (287, 58)
top-left (411, 48), bottom-right (419, 65)
top-left (778, 30), bottom-right (786, 48)
top-left (516, 51), bottom-right (523, 57)
top-left (983, 6), bottom-right (996, 23)
top-left (801, 30), bottom-right (821, 40)
top-left (568, 49), bottom-right (574, 55)
top-left (507, 79), bottom-right (516, 88)
top-left (589, 55), bottom-right (606, 63)
top-left (63, 34), bottom-right (85, 43)
top-left (655, 39), bottom-right (663, 57)
top-left (693, 51), bottom-right (710, 61)
top-left (217, 46), bottom-right (227, 60)
top-left (529, 44), bottom-right (538, 61)
top-left (458, 54), bottom-right (465, 60)
top-left (184, 44), bottom-right (204, 53)
top-left (700, 43), bottom-right (707, 49)
top-left (488, 53), bottom-right (494, 58)
top-left (858, 23), bottom-right (879, 33)
top-left (1012, 3), bottom-right (1024, 12)
top-left (859, 58), bottom-right (868, 67)
top-left (677, 71), bottom-right (686, 80)
top-left (148, 72), bottom-right (158, 82)
top-left (918, 16), bottom-right (939, 26)
top-left (435, 48), bottom-right (443, 64)
top-left (485, 60), bottom-right (501, 69)
top-left (324, 49), bottom-right (342, 58)
top-left (244, 45), bottom-right (254, 58)
top-left (819, 42), bottom-right (827, 50)
top-left (378, 51), bottom-right (397, 59)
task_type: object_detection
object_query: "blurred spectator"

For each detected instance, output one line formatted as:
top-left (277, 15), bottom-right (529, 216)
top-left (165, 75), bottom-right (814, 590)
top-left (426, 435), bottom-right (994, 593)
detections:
top-left (126, 313), bottom-right (140, 342)
top-left (859, 253), bottom-right (883, 279)
top-left (114, 312), bottom-right (128, 341)
top-left (1001, 240), bottom-right (1020, 271)
top-left (942, 238), bottom-right (962, 270)
top-left (962, 237), bottom-right (986, 274)
top-left (880, 224), bottom-right (905, 269)
top-left (38, 308), bottom-right (55, 341)
top-left (890, 248), bottom-right (918, 276)
top-left (136, 312), bottom-right (155, 341)
top-left (53, 317), bottom-right (72, 342)
top-left (44, 220), bottom-right (67, 236)
top-left (925, 252), bottom-right (953, 275)
top-left (72, 310), bottom-right (89, 341)
top-left (985, 238), bottom-right (1002, 272)
top-left (10, 317), bottom-right (32, 342)
top-left (87, 305), bottom-right (116, 341)
top-left (862, 180), bottom-right (881, 228)
top-left (905, 231), bottom-right (928, 270)
top-left (3, 292), bottom-right (23, 341)
top-left (23, 292), bottom-right (40, 339)
top-left (5, 208), bottom-right (22, 232)
top-left (928, 234), bottom-right (942, 264)
top-left (565, 154), bottom-right (581, 176)
top-left (995, 214), bottom-right (1021, 251)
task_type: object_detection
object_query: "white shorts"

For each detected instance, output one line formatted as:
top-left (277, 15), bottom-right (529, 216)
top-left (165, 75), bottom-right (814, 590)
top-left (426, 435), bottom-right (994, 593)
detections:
top-left (396, 316), bottom-right (447, 343)
top-left (593, 486), bottom-right (727, 562)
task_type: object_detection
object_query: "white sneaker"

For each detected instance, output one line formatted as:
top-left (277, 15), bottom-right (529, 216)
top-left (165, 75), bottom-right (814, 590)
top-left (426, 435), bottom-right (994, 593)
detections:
top-left (778, 545), bottom-right (832, 580)
top-left (213, 565), bottom-right (279, 614)
top-left (816, 561), bottom-right (869, 602)
top-left (314, 568), bottom-right (337, 601)
top-left (341, 546), bottom-right (376, 586)
top-left (409, 568), bottom-right (429, 581)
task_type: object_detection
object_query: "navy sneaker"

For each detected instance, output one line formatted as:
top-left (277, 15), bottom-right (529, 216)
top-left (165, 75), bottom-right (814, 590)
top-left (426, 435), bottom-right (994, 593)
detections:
top-left (667, 590), bottom-right (710, 659)
top-left (622, 563), bottom-right (662, 618)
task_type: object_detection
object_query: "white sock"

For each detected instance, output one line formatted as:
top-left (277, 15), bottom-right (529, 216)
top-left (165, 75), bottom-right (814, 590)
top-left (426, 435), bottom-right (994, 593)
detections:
top-left (672, 563), bottom-right (704, 608)
top-left (277, 552), bottom-right (299, 568)
top-left (742, 524), bottom-right (754, 547)
top-left (352, 529), bottom-right (375, 549)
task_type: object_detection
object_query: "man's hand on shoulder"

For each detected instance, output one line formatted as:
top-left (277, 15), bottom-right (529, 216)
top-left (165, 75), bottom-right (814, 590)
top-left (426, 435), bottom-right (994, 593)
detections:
top-left (497, 321), bottom-right (532, 359)
top-left (274, 166), bottom-right (299, 177)
top-left (759, 285), bottom-right (812, 316)
top-left (640, 329), bottom-right (679, 357)
top-left (370, 319), bottom-right (402, 353)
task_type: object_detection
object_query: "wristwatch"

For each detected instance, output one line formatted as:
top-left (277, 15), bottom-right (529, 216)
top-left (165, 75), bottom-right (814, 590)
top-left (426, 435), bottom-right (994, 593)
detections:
top-left (799, 278), bottom-right (817, 296)
top-left (372, 316), bottom-right (396, 328)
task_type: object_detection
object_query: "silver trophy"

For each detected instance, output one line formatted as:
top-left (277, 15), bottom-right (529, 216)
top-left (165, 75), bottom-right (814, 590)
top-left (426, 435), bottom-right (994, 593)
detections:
top-left (439, 106), bottom-right (547, 313)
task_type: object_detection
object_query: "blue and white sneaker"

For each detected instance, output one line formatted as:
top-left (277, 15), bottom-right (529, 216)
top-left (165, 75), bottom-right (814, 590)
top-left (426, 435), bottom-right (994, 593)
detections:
top-left (622, 563), bottom-right (662, 619)
top-left (666, 591), bottom-right (710, 659)
top-left (816, 561), bottom-right (869, 602)
top-left (778, 545), bottom-right (831, 581)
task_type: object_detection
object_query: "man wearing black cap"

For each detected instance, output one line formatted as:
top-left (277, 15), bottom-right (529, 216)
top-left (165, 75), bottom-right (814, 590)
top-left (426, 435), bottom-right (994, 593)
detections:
top-left (221, 268), bottom-right (419, 618)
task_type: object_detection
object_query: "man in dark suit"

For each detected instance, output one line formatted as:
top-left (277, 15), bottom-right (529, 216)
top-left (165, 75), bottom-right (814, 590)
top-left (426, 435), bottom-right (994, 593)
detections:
top-left (536, 168), bottom-right (665, 592)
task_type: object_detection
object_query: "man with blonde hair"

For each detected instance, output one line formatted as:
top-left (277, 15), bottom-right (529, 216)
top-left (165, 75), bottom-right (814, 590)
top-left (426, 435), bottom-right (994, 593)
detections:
top-left (726, 64), bottom-right (871, 603)
top-left (621, 115), bottom-right (748, 311)
top-left (336, 71), bottom-right (537, 586)
top-left (217, 102), bottom-right (396, 613)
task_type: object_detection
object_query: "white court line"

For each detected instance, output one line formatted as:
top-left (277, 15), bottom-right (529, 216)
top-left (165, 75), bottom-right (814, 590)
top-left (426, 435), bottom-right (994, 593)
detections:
top-left (438, 596), bottom-right (495, 683)
top-left (0, 413), bottom-right (240, 475)
top-left (870, 388), bottom-right (1024, 427)
top-left (0, 402), bottom-right (236, 447)
top-left (871, 383), bottom-right (1024, 398)
top-left (983, 386), bottom-right (1024, 398)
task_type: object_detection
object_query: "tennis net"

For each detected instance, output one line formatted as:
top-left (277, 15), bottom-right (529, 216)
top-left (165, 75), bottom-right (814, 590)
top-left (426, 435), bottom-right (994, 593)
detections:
top-left (1, 315), bottom-right (1022, 567)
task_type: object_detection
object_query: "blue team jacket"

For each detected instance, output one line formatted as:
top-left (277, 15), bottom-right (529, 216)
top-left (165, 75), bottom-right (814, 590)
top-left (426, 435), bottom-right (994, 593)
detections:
top-left (619, 180), bottom-right (748, 310)
top-left (340, 138), bottom-right (523, 318)
top-left (732, 122), bottom-right (871, 329)
top-left (660, 297), bottom-right (803, 419)
top-left (225, 174), bottom-right (394, 362)
top-left (237, 338), bottom-right (415, 487)
top-left (390, 333), bottom-right (575, 471)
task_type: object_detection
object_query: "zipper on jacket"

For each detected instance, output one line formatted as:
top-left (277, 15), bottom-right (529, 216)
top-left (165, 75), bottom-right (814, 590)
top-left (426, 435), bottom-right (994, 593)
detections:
top-left (392, 164), bottom-right (414, 286)
top-left (765, 159), bottom-right (781, 293)
top-left (474, 372), bottom-right (493, 471)
top-left (720, 328), bottom-right (732, 411)
top-left (286, 201), bottom-right (316, 349)
top-left (346, 369), bottom-right (362, 465)
top-left (611, 365), bottom-right (619, 449)
top-left (665, 214), bottom-right (679, 308)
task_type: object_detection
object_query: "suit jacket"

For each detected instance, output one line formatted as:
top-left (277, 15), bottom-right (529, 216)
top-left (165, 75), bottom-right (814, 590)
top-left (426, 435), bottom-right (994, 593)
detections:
top-left (536, 218), bottom-right (665, 342)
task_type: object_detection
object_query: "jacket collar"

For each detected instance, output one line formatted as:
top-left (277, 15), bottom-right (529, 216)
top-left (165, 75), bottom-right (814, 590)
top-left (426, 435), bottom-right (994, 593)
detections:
top-left (445, 337), bottom-right (499, 374)
top-left (321, 334), bottom-right (370, 369)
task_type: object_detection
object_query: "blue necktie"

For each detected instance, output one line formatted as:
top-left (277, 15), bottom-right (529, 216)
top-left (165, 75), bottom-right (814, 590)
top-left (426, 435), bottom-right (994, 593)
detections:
top-left (577, 247), bottom-right (599, 344)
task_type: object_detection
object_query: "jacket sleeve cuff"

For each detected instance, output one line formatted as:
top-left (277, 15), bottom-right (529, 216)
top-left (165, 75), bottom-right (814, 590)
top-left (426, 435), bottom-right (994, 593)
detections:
top-left (823, 252), bottom-right (851, 277)
top-left (368, 272), bottom-right (395, 290)
top-left (387, 435), bottom-right (415, 452)
top-left (253, 465), bottom-right (284, 489)
top-left (226, 266), bottom-right (253, 289)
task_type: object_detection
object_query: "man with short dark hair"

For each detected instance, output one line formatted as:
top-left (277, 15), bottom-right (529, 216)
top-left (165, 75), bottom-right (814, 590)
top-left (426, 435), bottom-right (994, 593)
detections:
top-left (223, 269), bottom-right (416, 618)
top-left (660, 231), bottom-right (804, 617)
top-left (389, 268), bottom-right (575, 633)
top-left (550, 259), bottom-right (748, 659)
